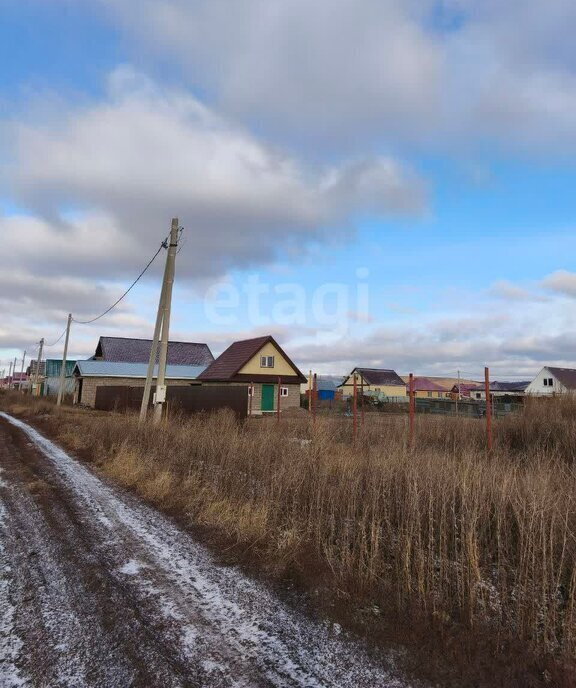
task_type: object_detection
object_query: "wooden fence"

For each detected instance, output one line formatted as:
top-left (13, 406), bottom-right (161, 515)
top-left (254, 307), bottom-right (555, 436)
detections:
top-left (94, 384), bottom-right (248, 420)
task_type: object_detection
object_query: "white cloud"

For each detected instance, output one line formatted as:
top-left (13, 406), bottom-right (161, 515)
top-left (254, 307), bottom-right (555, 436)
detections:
top-left (541, 270), bottom-right (576, 297)
top-left (98, 0), bottom-right (576, 153)
top-left (489, 280), bottom-right (549, 302)
top-left (99, 0), bottom-right (442, 148)
top-left (0, 66), bottom-right (424, 355)
top-left (5, 67), bottom-right (425, 285)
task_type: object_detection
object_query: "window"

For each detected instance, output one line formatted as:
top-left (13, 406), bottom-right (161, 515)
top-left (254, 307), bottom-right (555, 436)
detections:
top-left (543, 378), bottom-right (548, 386)
top-left (248, 386), bottom-right (255, 396)
top-left (260, 355), bottom-right (274, 368)
top-left (427, 391), bottom-right (432, 398)
top-left (476, 393), bottom-right (481, 399)
top-left (280, 386), bottom-right (289, 397)
top-left (548, 378), bottom-right (554, 386)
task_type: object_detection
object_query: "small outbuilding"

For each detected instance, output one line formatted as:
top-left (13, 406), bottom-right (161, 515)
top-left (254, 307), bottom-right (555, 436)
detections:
top-left (73, 360), bottom-right (206, 407)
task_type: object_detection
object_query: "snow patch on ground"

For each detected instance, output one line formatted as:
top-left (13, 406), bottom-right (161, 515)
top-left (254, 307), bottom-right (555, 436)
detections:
top-left (118, 559), bottom-right (144, 576)
top-left (0, 496), bottom-right (28, 687)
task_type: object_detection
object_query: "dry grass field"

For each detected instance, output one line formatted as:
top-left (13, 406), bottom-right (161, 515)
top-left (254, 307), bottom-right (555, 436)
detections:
top-left (3, 391), bottom-right (576, 686)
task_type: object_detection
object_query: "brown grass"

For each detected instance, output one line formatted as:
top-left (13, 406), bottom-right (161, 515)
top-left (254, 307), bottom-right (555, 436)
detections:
top-left (3, 391), bottom-right (576, 685)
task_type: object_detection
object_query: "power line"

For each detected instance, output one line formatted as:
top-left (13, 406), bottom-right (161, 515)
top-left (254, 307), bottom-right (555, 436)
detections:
top-left (72, 238), bottom-right (167, 326)
top-left (44, 329), bottom-right (68, 347)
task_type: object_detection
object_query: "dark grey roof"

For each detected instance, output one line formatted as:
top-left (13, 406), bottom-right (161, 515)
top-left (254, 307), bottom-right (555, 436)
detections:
top-left (468, 381), bottom-right (530, 392)
top-left (355, 368), bottom-right (406, 387)
top-left (491, 381), bottom-right (530, 392)
top-left (547, 367), bottom-right (576, 390)
top-left (94, 337), bottom-right (214, 366)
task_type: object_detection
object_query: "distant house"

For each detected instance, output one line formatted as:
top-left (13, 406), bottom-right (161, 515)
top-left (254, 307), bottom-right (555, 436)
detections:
top-left (409, 376), bottom-right (447, 399)
top-left (340, 368), bottom-right (407, 398)
top-left (73, 360), bottom-right (207, 407)
top-left (467, 381), bottom-right (530, 401)
top-left (198, 335), bottom-right (306, 414)
top-left (27, 360), bottom-right (46, 378)
top-left (525, 367), bottom-right (576, 396)
top-left (449, 383), bottom-right (479, 399)
top-left (92, 336), bottom-right (214, 366)
top-left (2, 372), bottom-right (27, 390)
top-left (44, 359), bottom-right (77, 397)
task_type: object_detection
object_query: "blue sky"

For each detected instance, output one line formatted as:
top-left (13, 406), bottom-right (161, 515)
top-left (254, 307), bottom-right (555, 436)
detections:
top-left (1, 0), bottom-right (576, 379)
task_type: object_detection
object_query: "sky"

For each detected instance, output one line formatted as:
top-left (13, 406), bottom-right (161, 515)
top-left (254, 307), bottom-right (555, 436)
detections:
top-left (1, 0), bottom-right (576, 380)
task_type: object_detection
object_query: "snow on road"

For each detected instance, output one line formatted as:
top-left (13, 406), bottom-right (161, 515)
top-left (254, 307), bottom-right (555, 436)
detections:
top-left (0, 412), bottom-right (415, 687)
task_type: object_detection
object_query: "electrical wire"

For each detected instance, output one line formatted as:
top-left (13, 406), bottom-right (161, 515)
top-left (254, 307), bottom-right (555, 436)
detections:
top-left (72, 238), bottom-right (167, 325)
top-left (44, 329), bottom-right (68, 347)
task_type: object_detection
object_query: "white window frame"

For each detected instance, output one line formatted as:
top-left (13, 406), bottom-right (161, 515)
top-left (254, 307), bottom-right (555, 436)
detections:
top-left (280, 386), bottom-right (289, 397)
top-left (260, 355), bottom-right (275, 368)
top-left (248, 385), bottom-right (255, 396)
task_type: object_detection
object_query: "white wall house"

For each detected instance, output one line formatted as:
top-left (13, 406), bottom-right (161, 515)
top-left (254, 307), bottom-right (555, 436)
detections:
top-left (525, 367), bottom-right (576, 396)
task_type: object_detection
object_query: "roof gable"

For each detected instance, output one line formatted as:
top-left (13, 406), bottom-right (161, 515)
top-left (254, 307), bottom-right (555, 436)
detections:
top-left (198, 335), bottom-right (306, 382)
top-left (95, 336), bottom-right (214, 366)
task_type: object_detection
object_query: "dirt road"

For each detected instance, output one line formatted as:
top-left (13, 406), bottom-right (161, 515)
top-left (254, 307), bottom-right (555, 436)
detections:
top-left (0, 413), bottom-right (412, 687)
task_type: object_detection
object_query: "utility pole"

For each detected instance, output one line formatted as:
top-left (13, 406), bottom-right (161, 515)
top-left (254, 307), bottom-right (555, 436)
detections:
top-left (56, 314), bottom-right (72, 406)
top-left (20, 351), bottom-right (26, 393)
top-left (140, 219), bottom-right (179, 425)
top-left (34, 338), bottom-right (44, 397)
top-left (153, 219), bottom-right (179, 424)
top-left (12, 357), bottom-right (17, 389)
top-left (7, 360), bottom-right (13, 389)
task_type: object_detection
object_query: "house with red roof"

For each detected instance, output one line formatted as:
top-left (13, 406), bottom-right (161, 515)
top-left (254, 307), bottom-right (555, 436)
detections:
top-left (410, 376), bottom-right (448, 399)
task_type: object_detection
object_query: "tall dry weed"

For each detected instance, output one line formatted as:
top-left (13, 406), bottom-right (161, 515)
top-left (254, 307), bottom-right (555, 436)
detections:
top-left (3, 389), bottom-right (576, 666)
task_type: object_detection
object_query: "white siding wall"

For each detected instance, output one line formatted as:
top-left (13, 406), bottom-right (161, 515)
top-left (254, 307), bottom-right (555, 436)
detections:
top-left (525, 368), bottom-right (567, 396)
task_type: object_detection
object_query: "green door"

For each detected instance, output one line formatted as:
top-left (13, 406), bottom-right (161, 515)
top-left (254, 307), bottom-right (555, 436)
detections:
top-left (261, 384), bottom-right (275, 412)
